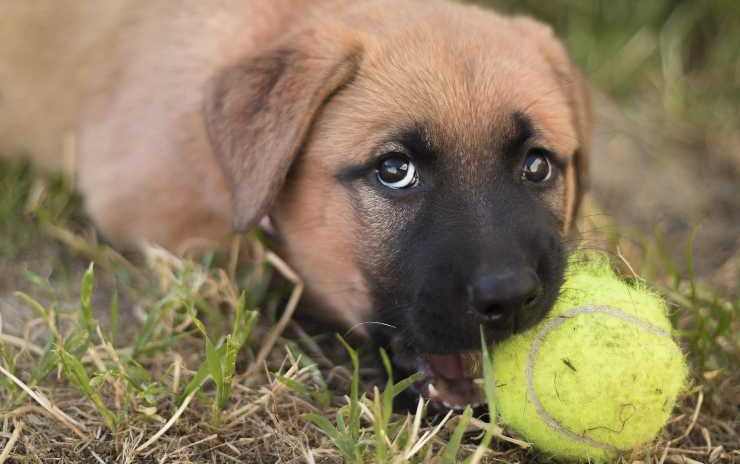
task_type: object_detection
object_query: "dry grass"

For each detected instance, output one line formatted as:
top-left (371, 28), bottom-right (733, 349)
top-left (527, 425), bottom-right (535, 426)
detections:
top-left (0, 168), bottom-right (737, 463)
top-left (1, 1), bottom-right (739, 461)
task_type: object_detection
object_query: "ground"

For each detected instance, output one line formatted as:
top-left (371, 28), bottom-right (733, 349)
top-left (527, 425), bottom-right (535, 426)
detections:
top-left (0, 0), bottom-right (738, 463)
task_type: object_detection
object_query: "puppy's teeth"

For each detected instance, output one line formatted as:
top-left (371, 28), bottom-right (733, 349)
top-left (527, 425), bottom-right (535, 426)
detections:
top-left (441, 401), bottom-right (466, 410)
top-left (428, 383), bottom-right (439, 398)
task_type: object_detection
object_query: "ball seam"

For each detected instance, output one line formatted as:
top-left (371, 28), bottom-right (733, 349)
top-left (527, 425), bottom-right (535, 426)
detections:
top-left (524, 305), bottom-right (672, 451)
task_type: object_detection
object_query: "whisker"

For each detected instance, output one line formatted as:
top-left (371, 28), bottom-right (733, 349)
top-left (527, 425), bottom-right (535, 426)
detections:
top-left (343, 321), bottom-right (398, 337)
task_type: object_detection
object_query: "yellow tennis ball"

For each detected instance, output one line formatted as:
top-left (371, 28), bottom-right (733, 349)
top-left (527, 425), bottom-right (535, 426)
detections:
top-left (492, 253), bottom-right (688, 462)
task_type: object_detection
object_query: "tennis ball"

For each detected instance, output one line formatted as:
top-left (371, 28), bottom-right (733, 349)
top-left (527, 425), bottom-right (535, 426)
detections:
top-left (492, 252), bottom-right (688, 462)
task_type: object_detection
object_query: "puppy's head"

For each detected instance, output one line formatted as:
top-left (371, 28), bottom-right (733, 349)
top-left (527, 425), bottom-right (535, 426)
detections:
top-left (205, 0), bottom-right (591, 408)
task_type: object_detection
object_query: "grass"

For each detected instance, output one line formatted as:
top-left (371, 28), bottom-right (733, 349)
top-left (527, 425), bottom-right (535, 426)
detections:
top-left (1, 1), bottom-right (739, 462)
top-left (0, 167), bottom-right (529, 461)
top-left (0, 164), bottom-right (737, 463)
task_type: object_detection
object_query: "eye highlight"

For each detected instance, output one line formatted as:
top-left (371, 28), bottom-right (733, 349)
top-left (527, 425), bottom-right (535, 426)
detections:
top-left (376, 153), bottom-right (418, 189)
top-left (521, 149), bottom-right (553, 183)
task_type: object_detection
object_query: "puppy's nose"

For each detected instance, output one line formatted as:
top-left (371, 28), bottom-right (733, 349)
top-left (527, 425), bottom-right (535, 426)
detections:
top-left (468, 269), bottom-right (542, 322)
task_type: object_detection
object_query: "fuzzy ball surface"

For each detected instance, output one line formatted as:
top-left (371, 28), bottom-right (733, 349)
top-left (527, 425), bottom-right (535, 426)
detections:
top-left (492, 253), bottom-right (687, 462)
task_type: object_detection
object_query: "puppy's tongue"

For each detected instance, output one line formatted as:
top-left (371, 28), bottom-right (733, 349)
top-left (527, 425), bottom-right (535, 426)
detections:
top-left (426, 352), bottom-right (481, 380)
top-left (426, 354), bottom-right (465, 379)
top-left (420, 352), bottom-right (484, 409)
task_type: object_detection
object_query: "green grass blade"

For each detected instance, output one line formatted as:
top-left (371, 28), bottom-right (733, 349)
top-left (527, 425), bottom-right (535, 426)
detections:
top-left (304, 413), bottom-right (341, 441)
top-left (379, 348), bottom-right (394, 431)
top-left (392, 372), bottom-right (424, 399)
top-left (56, 345), bottom-right (117, 431)
top-left (13, 291), bottom-right (50, 320)
top-left (179, 362), bottom-right (210, 404)
top-left (336, 335), bottom-right (361, 441)
top-left (480, 329), bottom-right (496, 414)
top-left (442, 405), bottom-right (473, 464)
top-left (204, 337), bottom-right (224, 402)
top-left (305, 413), bottom-right (362, 463)
top-left (133, 301), bottom-right (168, 355)
top-left (219, 336), bottom-right (238, 408)
top-left (79, 263), bottom-right (95, 336)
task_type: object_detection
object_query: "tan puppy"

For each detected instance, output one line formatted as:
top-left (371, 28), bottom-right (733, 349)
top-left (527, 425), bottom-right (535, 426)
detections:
top-left (0, 0), bottom-right (591, 409)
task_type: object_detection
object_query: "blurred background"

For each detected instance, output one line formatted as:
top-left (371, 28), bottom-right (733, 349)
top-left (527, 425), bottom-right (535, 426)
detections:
top-left (476, 0), bottom-right (740, 295)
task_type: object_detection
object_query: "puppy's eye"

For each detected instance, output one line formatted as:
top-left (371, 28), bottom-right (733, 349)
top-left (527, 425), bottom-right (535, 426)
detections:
top-left (521, 150), bottom-right (552, 183)
top-left (376, 154), bottom-right (418, 189)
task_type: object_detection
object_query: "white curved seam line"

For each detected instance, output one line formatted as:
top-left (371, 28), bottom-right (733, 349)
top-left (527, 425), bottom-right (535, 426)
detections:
top-left (525, 305), bottom-right (671, 451)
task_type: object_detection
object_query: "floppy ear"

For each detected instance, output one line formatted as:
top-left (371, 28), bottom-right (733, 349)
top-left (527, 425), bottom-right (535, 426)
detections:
top-left (513, 18), bottom-right (592, 229)
top-left (204, 31), bottom-right (362, 232)
top-left (559, 65), bottom-right (592, 230)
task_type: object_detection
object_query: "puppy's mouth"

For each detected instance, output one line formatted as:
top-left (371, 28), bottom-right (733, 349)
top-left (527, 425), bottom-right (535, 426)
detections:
top-left (390, 338), bottom-right (485, 410)
top-left (416, 352), bottom-right (485, 409)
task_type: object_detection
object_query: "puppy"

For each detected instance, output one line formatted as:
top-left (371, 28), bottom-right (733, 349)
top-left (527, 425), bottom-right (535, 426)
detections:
top-left (0, 0), bottom-right (591, 409)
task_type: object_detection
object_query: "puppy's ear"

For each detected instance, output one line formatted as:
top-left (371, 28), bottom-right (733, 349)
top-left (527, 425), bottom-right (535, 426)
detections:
top-left (513, 18), bottom-right (592, 227)
top-left (204, 31), bottom-right (362, 231)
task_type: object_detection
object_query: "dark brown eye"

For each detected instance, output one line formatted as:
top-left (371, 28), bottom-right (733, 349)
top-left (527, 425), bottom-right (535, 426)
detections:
top-left (377, 154), bottom-right (418, 189)
top-left (522, 150), bottom-right (552, 183)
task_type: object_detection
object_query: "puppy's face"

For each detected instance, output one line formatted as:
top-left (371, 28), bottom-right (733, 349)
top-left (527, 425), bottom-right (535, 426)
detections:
top-left (206, 0), bottom-right (590, 409)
